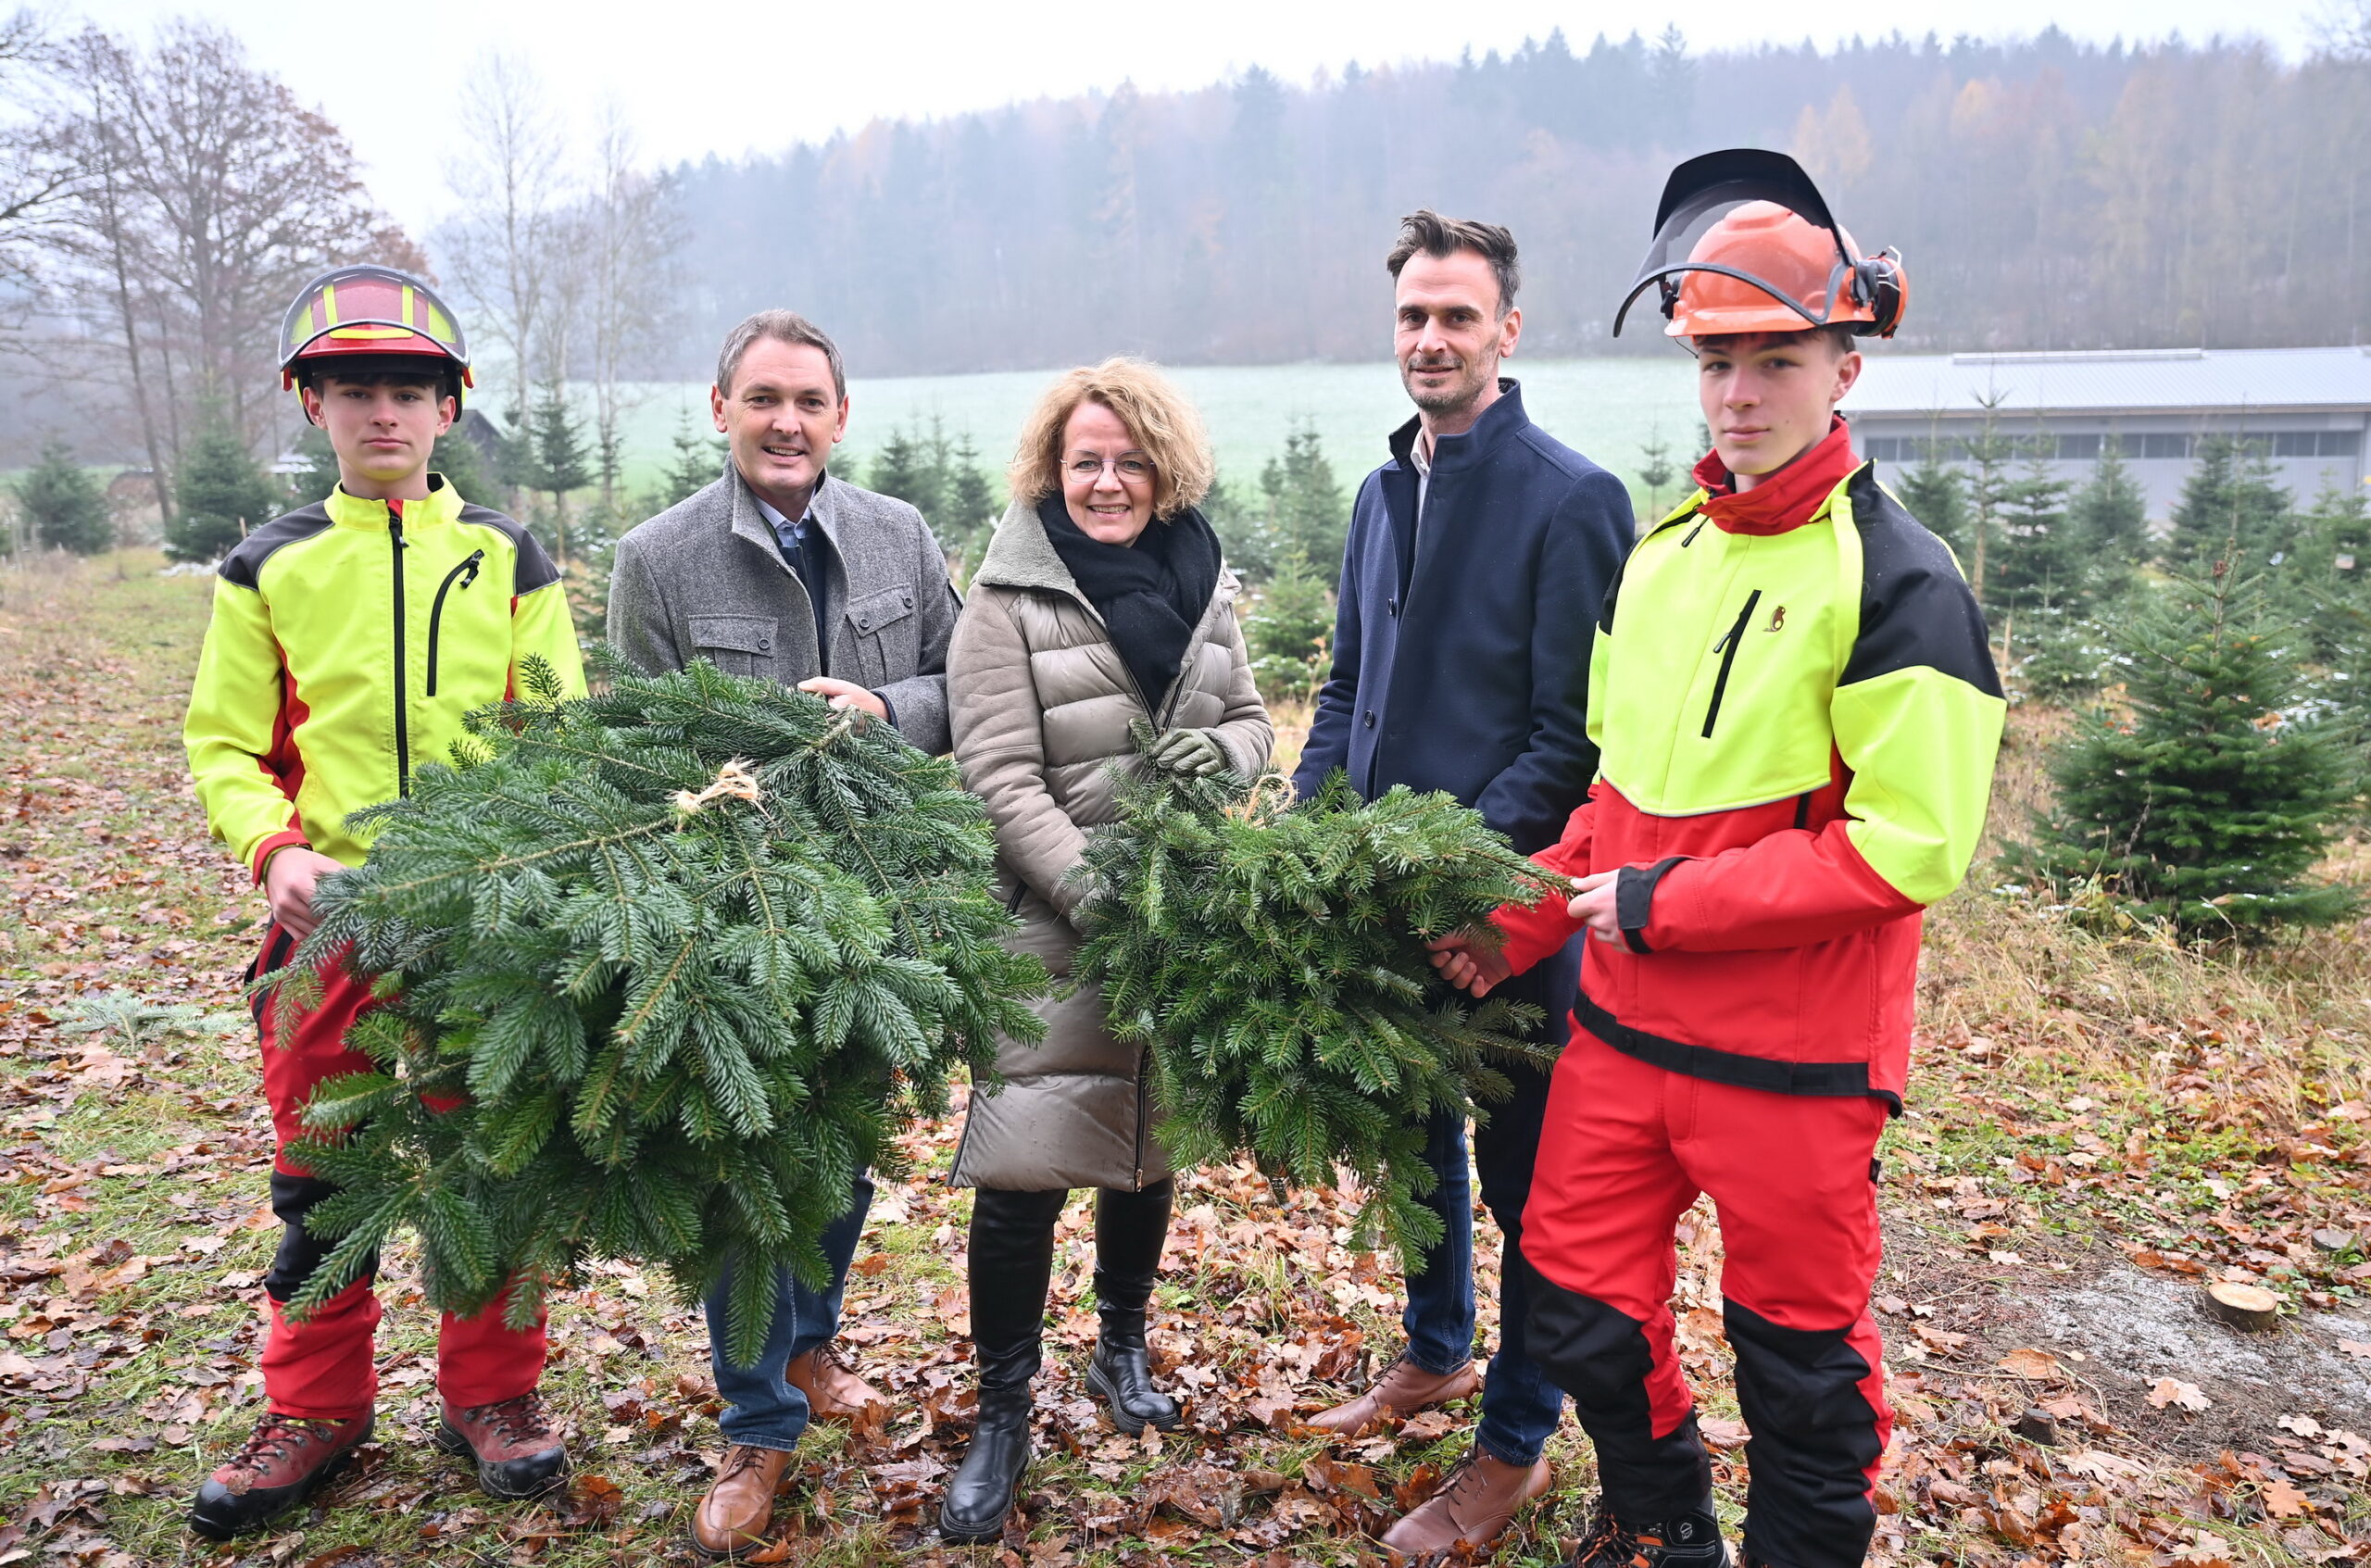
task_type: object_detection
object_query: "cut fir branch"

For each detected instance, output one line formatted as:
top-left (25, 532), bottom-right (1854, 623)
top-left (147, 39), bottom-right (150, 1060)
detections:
top-left (1071, 751), bottom-right (1563, 1262)
top-left (277, 652), bottom-right (1048, 1364)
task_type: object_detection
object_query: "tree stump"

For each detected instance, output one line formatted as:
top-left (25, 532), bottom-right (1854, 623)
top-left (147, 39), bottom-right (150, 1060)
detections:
top-left (2203, 1281), bottom-right (2281, 1332)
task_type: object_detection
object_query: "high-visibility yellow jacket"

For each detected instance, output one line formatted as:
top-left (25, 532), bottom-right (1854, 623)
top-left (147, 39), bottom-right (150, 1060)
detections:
top-left (1496, 444), bottom-right (2005, 1104)
top-left (183, 479), bottom-right (585, 880)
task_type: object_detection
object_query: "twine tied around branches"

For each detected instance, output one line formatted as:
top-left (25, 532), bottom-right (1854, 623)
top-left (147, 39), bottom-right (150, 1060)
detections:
top-left (1223, 771), bottom-right (1298, 825)
top-left (672, 759), bottom-right (765, 817)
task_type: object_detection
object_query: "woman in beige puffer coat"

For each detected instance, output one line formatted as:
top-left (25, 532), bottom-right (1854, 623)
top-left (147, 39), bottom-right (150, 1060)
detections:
top-left (937, 358), bottom-right (1272, 1543)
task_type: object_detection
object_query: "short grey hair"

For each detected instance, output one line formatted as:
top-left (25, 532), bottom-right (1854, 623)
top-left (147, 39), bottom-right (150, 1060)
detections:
top-left (715, 309), bottom-right (846, 400)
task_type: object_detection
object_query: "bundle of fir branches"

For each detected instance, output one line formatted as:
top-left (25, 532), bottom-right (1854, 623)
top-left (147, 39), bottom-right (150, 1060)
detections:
top-left (1072, 751), bottom-right (1561, 1261)
top-left (279, 655), bottom-right (1047, 1361)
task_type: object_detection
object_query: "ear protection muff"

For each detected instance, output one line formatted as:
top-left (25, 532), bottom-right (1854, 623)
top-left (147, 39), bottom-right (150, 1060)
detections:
top-left (1853, 247), bottom-right (1906, 339)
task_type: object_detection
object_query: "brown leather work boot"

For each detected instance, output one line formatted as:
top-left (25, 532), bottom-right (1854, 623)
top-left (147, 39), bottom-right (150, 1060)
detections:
top-left (1304, 1350), bottom-right (1482, 1437)
top-left (692, 1444), bottom-right (795, 1560)
top-left (187, 1411), bottom-right (372, 1540)
top-left (435, 1391), bottom-right (570, 1499)
top-left (785, 1341), bottom-right (888, 1426)
top-left (1378, 1449), bottom-right (1553, 1563)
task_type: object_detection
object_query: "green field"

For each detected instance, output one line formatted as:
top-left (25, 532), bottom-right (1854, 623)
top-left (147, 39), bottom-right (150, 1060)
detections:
top-left (608, 357), bottom-right (1707, 511)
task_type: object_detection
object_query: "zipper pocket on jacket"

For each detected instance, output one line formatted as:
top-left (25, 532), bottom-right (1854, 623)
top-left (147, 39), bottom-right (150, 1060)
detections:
top-left (389, 512), bottom-right (410, 797)
top-left (1700, 588), bottom-right (1762, 740)
top-left (424, 548), bottom-right (485, 697)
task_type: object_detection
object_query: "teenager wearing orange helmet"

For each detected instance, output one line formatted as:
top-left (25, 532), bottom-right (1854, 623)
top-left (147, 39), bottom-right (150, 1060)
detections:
top-left (182, 265), bottom-right (584, 1538)
top-left (1428, 151), bottom-right (2002, 1568)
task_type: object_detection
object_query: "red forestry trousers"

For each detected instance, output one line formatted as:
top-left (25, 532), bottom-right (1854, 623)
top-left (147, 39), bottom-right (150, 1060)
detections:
top-left (1520, 1029), bottom-right (1891, 1568)
top-left (249, 923), bottom-right (546, 1421)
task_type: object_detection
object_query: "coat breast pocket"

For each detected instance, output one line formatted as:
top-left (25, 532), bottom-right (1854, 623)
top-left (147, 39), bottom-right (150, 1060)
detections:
top-left (688, 614), bottom-right (778, 679)
top-left (845, 586), bottom-right (918, 688)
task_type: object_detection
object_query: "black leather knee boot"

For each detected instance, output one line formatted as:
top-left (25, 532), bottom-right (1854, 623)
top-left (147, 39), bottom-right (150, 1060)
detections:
top-left (940, 1187), bottom-right (1064, 1544)
top-left (1086, 1179), bottom-right (1181, 1435)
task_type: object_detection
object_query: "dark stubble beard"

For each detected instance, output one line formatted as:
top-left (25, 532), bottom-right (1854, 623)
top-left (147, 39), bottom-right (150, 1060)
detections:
top-left (1401, 349), bottom-right (1499, 419)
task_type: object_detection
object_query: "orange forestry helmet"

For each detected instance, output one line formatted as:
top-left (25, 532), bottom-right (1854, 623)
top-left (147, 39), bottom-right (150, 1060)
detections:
top-left (1612, 149), bottom-right (1906, 343)
top-left (279, 265), bottom-right (473, 408)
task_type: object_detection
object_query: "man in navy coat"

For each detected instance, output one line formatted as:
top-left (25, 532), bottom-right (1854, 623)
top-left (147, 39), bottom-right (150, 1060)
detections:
top-left (1292, 210), bottom-right (1632, 1561)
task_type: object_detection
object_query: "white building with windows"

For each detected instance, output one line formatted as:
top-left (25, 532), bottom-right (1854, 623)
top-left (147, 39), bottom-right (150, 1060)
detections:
top-left (1844, 346), bottom-right (2371, 519)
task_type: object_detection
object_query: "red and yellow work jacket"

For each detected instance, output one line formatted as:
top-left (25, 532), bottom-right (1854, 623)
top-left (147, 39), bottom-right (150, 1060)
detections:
top-left (183, 479), bottom-right (586, 881)
top-left (1493, 421), bottom-right (2005, 1105)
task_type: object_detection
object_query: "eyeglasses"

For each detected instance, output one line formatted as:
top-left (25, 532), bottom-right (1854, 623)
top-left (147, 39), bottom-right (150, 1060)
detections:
top-left (1066, 454), bottom-right (1152, 483)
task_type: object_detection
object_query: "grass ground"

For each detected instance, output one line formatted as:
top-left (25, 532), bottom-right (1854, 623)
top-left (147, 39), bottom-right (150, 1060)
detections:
top-left (0, 551), bottom-right (2366, 1567)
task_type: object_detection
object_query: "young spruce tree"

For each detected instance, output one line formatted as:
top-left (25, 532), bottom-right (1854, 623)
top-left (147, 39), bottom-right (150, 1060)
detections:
top-left (1242, 550), bottom-right (1334, 707)
top-left (2067, 440), bottom-right (2149, 599)
top-left (2008, 564), bottom-right (2357, 936)
top-left (522, 386), bottom-right (593, 569)
top-left (13, 437), bottom-right (114, 556)
top-left (2165, 434), bottom-right (2291, 569)
top-left (282, 655), bottom-right (1048, 1361)
top-left (171, 417), bottom-right (282, 562)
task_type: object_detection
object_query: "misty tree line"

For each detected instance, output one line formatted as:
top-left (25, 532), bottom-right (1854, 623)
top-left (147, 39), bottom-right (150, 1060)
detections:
top-left (671, 19), bottom-right (2371, 375)
top-left (8, 9), bottom-right (2371, 526)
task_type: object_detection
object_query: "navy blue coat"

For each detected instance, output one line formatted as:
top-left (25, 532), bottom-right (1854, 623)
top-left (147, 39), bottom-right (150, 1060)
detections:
top-left (1293, 382), bottom-right (1630, 1038)
top-left (1294, 381), bottom-right (1630, 849)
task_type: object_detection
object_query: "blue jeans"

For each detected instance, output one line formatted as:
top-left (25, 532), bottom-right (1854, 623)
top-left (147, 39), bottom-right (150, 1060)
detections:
top-left (1400, 942), bottom-right (1575, 1466)
top-left (705, 1172), bottom-right (874, 1450)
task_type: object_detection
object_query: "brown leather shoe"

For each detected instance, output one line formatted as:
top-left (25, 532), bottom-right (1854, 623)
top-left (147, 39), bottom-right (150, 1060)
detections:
top-left (1378, 1449), bottom-right (1552, 1563)
top-left (692, 1444), bottom-right (794, 1560)
top-left (785, 1342), bottom-right (888, 1426)
top-left (1303, 1350), bottom-right (1482, 1437)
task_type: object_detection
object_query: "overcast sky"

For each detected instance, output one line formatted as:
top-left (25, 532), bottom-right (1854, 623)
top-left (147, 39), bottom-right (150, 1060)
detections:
top-left (81, 0), bottom-right (2335, 236)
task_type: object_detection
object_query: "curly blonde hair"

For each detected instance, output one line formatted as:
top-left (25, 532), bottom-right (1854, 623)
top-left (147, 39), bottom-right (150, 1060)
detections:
top-left (1008, 358), bottom-right (1215, 521)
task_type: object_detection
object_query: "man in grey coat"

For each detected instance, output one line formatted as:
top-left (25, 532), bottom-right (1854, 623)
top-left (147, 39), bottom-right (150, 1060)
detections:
top-left (609, 311), bottom-right (960, 750)
top-left (607, 309), bottom-right (960, 1559)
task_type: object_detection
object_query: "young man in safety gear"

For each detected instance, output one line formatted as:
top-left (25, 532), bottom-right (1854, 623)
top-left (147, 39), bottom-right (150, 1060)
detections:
top-left (182, 265), bottom-right (586, 1539)
top-left (1428, 152), bottom-right (2004, 1568)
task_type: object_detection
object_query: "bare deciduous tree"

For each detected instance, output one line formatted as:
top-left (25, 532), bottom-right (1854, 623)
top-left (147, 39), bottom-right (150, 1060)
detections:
top-left (581, 102), bottom-right (684, 507)
top-left (34, 21), bottom-right (418, 510)
top-left (439, 53), bottom-right (571, 431)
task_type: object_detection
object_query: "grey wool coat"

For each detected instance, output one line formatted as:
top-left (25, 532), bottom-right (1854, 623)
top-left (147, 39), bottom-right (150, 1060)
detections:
top-left (947, 501), bottom-right (1273, 1192)
top-left (607, 463), bottom-right (961, 754)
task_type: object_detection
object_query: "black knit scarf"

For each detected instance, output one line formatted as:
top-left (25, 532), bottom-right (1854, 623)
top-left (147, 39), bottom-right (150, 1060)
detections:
top-left (1035, 493), bottom-right (1222, 710)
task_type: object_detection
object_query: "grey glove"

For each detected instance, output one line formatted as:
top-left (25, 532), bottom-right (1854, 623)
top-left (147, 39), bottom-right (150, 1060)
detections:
top-left (1146, 727), bottom-right (1226, 777)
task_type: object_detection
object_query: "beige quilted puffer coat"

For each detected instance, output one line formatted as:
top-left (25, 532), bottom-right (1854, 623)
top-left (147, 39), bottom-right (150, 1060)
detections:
top-left (947, 501), bottom-right (1273, 1191)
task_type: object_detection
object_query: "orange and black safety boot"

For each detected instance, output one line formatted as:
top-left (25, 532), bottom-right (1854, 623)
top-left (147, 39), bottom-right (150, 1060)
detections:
top-left (435, 1391), bottom-right (570, 1499)
top-left (188, 1411), bottom-right (372, 1539)
top-left (1567, 1497), bottom-right (1729, 1568)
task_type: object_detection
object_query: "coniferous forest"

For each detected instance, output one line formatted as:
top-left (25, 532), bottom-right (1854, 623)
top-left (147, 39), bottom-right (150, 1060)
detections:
top-left (669, 29), bottom-right (2371, 374)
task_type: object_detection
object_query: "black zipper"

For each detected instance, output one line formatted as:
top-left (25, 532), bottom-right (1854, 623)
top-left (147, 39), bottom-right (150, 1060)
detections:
top-left (388, 506), bottom-right (410, 797)
top-left (424, 549), bottom-right (485, 697)
top-left (1682, 517), bottom-right (1709, 546)
top-left (1701, 588), bottom-right (1762, 740)
top-left (1132, 1047), bottom-right (1150, 1186)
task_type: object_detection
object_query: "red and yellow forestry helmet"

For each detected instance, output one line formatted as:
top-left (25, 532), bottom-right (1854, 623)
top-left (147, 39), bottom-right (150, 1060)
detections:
top-left (1613, 149), bottom-right (1907, 342)
top-left (279, 265), bottom-right (473, 407)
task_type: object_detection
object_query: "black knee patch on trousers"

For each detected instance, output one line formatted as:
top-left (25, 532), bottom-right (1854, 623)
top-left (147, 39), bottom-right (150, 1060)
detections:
top-left (263, 1170), bottom-right (377, 1305)
top-left (1724, 1298), bottom-right (1883, 1568)
top-left (1520, 1255), bottom-right (1712, 1519)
